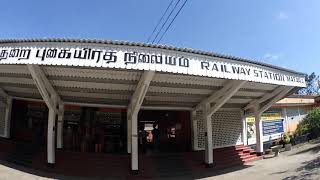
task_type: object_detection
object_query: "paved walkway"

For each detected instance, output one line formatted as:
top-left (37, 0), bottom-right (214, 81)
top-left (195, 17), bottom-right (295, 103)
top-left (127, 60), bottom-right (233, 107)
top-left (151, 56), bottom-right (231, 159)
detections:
top-left (0, 141), bottom-right (319, 180)
top-left (202, 141), bottom-right (320, 180)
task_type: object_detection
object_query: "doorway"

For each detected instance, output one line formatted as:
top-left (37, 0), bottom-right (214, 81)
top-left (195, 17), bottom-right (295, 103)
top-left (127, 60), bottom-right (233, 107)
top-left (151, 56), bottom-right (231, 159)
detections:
top-left (138, 110), bottom-right (191, 153)
top-left (11, 99), bottom-right (48, 146)
top-left (63, 106), bottom-right (127, 154)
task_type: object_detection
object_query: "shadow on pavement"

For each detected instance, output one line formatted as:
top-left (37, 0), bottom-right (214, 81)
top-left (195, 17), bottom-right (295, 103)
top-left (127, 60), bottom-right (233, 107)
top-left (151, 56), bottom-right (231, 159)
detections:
top-left (0, 159), bottom-right (253, 180)
top-left (282, 157), bottom-right (320, 180)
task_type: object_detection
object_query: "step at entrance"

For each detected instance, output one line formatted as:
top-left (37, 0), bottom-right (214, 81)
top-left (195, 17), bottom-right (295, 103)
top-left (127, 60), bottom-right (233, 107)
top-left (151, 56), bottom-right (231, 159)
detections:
top-left (213, 145), bottom-right (262, 169)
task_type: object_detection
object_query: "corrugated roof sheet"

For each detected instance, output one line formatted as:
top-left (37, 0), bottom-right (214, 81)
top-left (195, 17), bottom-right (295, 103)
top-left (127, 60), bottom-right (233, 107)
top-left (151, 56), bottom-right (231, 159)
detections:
top-left (0, 38), bottom-right (305, 75)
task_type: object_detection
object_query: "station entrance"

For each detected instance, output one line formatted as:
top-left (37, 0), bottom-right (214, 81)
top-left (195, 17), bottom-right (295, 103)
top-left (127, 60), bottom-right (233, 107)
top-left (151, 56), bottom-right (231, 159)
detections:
top-left (10, 100), bottom-right (48, 147)
top-left (9, 99), bottom-right (192, 155)
top-left (138, 110), bottom-right (191, 154)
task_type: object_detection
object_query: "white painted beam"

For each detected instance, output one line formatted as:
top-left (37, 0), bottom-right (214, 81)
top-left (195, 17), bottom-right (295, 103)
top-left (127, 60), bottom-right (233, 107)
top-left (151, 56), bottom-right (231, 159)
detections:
top-left (3, 97), bottom-right (12, 138)
top-left (127, 71), bottom-right (155, 172)
top-left (191, 110), bottom-right (197, 151)
top-left (37, 67), bottom-right (60, 103)
top-left (28, 65), bottom-right (62, 105)
top-left (0, 88), bottom-right (9, 107)
top-left (57, 103), bottom-right (64, 149)
top-left (196, 80), bottom-right (246, 167)
top-left (12, 96), bottom-right (193, 111)
top-left (130, 112), bottom-right (139, 172)
top-left (207, 81), bottom-right (246, 117)
top-left (0, 88), bottom-right (9, 99)
top-left (258, 86), bottom-right (294, 114)
top-left (47, 107), bottom-right (56, 164)
top-left (244, 86), bottom-right (286, 111)
top-left (247, 86), bottom-right (294, 154)
top-left (27, 64), bottom-right (62, 165)
top-left (130, 72), bottom-right (157, 113)
top-left (241, 110), bottom-right (247, 146)
top-left (254, 109), bottom-right (263, 154)
top-left (195, 80), bottom-right (238, 110)
top-left (0, 88), bottom-right (13, 138)
top-left (27, 65), bottom-right (55, 110)
top-left (203, 103), bottom-right (213, 167)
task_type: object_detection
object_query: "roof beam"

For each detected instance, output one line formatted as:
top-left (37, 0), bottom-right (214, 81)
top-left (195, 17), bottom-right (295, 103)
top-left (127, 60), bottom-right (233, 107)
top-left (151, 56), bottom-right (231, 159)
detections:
top-left (195, 80), bottom-right (242, 110)
top-left (0, 88), bottom-right (9, 99)
top-left (127, 70), bottom-right (155, 170)
top-left (12, 96), bottom-right (193, 110)
top-left (257, 86), bottom-right (294, 114)
top-left (27, 65), bottom-right (61, 111)
top-left (0, 88), bottom-right (9, 107)
top-left (207, 80), bottom-right (246, 117)
top-left (244, 86), bottom-right (286, 110)
top-left (128, 71), bottom-right (155, 115)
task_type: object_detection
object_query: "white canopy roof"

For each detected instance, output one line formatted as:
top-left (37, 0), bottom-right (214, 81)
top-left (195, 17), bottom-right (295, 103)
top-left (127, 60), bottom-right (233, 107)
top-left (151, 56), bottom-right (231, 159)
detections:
top-left (0, 39), bottom-right (306, 112)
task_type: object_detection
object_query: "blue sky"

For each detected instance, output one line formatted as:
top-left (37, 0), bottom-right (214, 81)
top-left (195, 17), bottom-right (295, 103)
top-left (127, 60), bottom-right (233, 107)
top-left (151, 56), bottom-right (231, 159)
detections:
top-left (1, 0), bottom-right (319, 74)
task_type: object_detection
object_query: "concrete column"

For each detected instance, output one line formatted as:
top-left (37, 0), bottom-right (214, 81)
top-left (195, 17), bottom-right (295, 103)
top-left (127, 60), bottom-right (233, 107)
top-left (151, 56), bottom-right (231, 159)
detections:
top-left (47, 107), bottom-right (56, 165)
top-left (254, 111), bottom-right (263, 155)
top-left (131, 112), bottom-right (138, 172)
top-left (57, 104), bottom-right (64, 149)
top-left (241, 110), bottom-right (248, 146)
top-left (203, 103), bottom-right (213, 167)
top-left (191, 110), bottom-right (197, 151)
top-left (4, 97), bottom-right (12, 138)
top-left (127, 109), bottom-right (132, 154)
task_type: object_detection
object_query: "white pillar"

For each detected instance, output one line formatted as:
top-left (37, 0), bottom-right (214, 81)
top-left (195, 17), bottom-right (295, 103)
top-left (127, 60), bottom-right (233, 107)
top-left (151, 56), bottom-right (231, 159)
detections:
top-left (254, 111), bottom-right (263, 154)
top-left (57, 104), bottom-right (64, 149)
top-left (47, 107), bottom-right (56, 164)
top-left (127, 109), bottom-right (132, 154)
top-left (131, 112), bottom-right (138, 171)
top-left (203, 103), bottom-right (213, 167)
top-left (4, 97), bottom-right (12, 138)
top-left (241, 110), bottom-right (248, 146)
top-left (191, 110), bottom-right (198, 151)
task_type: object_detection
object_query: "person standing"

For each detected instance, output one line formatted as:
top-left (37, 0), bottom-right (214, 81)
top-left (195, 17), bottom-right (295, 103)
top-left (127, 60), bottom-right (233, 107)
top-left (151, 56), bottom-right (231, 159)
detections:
top-left (138, 125), bottom-right (148, 154)
top-left (94, 126), bottom-right (104, 153)
top-left (65, 126), bottom-right (73, 150)
top-left (152, 123), bottom-right (160, 152)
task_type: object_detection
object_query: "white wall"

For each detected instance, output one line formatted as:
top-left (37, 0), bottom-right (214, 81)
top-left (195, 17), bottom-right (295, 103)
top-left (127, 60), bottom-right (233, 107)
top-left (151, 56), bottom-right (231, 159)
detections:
top-left (192, 110), bottom-right (242, 151)
top-left (283, 107), bottom-right (309, 132)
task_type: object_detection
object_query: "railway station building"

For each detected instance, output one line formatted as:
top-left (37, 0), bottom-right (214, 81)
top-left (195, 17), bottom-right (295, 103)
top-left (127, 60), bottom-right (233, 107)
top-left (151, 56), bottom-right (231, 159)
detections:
top-left (0, 39), bottom-right (306, 176)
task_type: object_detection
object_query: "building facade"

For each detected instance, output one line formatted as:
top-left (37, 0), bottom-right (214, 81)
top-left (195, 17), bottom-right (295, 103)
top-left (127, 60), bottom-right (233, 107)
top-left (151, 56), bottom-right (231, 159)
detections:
top-left (0, 39), bottom-right (306, 175)
top-left (242, 95), bottom-right (315, 146)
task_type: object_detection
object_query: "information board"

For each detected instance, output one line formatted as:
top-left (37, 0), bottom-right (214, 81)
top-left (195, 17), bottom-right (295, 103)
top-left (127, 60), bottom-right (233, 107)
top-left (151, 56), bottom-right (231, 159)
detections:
top-left (262, 119), bottom-right (284, 136)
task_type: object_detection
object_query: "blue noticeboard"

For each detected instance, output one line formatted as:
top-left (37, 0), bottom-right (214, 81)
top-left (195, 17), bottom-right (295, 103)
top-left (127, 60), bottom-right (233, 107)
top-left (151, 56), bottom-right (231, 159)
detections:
top-left (262, 119), bottom-right (284, 136)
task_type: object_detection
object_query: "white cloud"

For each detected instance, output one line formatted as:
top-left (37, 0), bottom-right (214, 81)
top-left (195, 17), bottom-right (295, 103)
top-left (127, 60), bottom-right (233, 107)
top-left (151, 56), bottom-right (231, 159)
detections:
top-left (277, 11), bottom-right (289, 20)
top-left (261, 53), bottom-right (287, 68)
top-left (263, 53), bottom-right (281, 60)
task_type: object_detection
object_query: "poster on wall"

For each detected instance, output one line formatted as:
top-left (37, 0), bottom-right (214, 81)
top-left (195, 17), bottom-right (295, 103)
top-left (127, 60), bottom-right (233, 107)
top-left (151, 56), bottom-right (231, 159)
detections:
top-left (262, 120), bottom-right (284, 136)
top-left (246, 112), bottom-right (284, 145)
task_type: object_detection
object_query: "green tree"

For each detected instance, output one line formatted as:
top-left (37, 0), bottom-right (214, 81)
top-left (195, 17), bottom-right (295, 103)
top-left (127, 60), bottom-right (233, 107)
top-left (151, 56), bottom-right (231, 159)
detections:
top-left (298, 72), bottom-right (320, 95)
top-left (295, 108), bottom-right (320, 138)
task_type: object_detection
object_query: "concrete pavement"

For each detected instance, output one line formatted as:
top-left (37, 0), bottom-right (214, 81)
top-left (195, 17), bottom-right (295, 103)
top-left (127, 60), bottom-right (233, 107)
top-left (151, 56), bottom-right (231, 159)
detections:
top-left (0, 141), bottom-right (319, 180)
